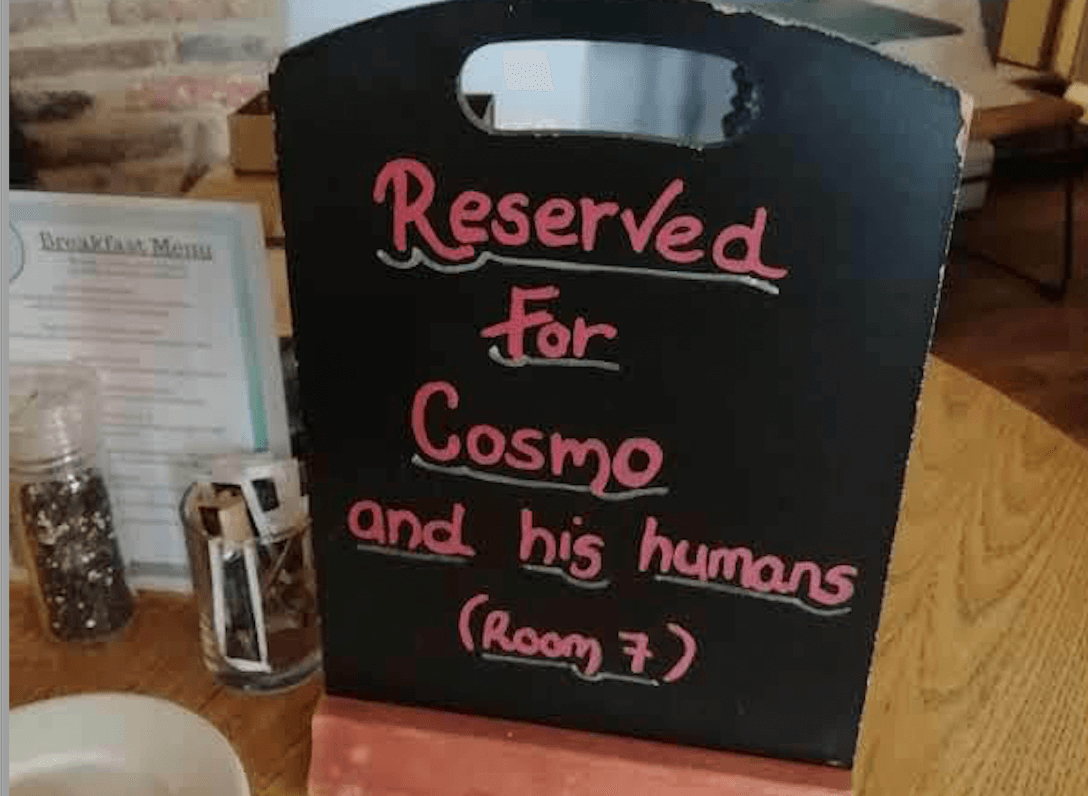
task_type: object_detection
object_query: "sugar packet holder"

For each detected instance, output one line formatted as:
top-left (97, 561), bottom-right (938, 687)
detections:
top-left (186, 485), bottom-right (271, 673)
top-left (209, 454), bottom-right (305, 537)
top-left (186, 456), bottom-right (307, 674)
top-left (207, 488), bottom-right (272, 672)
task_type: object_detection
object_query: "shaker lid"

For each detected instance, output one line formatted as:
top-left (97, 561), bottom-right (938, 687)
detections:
top-left (9, 362), bottom-right (100, 465)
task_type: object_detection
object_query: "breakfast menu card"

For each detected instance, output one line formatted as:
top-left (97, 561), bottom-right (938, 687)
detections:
top-left (273, 0), bottom-right (968, 766)
top-left (8, 191), bottom-right (290, 586)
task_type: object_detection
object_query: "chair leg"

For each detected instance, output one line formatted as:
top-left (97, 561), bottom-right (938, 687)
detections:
top-left (1051, 124), bottom-right (1077, 301)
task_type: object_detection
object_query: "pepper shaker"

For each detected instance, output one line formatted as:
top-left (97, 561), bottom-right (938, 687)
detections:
top-left (9, 362), bottom-right (135, 642)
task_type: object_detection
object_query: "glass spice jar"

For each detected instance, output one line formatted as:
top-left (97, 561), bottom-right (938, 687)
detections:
top-left (9, 362), bottom-right (135, 642)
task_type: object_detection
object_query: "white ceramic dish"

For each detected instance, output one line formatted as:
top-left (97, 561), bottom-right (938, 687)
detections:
top-left (9, 693), bottom-right (250, 796)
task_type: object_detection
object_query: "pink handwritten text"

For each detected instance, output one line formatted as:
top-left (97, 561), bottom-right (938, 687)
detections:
top-left (458, 593), bottom-right (699, 684)
top-left (481, 285), bottom-right (617, 362)
top-left (347, 499), bottom-right (475, 559)
top-left (519, 508), bottom-right (604, 581)
top-left (639, 517), bottom-right (857, 609)
top-left (411, 380), bottom-right (665, 498)
top-left (373, 157), bottom-right (788, 280)
top-left (461, 592), bottom-right (604, 676)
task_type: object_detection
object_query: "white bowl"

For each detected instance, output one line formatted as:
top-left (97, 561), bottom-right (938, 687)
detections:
top-left (10, 693), bottom-right (250, 796)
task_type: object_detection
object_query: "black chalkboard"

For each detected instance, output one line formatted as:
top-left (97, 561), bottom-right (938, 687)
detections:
top-left (272, 0), bottom-right (965, 766)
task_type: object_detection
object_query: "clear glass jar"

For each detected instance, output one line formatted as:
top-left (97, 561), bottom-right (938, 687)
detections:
top-left (180, 486), bottom-right (321, 692)
top-left (9, 362), bottom-right (135, 642)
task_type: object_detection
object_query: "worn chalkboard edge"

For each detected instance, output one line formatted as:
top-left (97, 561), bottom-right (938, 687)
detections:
top-left (714, 1), bottom-right (968, 96)
top-left (712, 1), bottom-right (975, 176)
top-left (847, 80), bottom-right (974, 782)
top-left (269, 0), bottom-right (973, 246)
top-left (272, 0), bottom-right (970, 131)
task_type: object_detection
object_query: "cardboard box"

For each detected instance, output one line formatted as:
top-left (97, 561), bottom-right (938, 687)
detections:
top-left (1066, 81), bottom-right (1088, 115)
top-left (187, 163), bottom-right (283, 242)
top-left (229, 92), bottom-right (276, 174)
top-left (227, 91), bottom-right (495, 175)
top-left (1053, 0), bottom-right (1088, 81)
top-left (998, 0), bottom-right (1063, 69)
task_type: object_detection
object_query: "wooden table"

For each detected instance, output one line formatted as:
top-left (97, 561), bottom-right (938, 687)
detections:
top-left (9, 588), bottom-right (322, 795)
top-left (10, 356), bottom-right (1088, 796)
top-left (853, 360), bottom-right (1088, 795)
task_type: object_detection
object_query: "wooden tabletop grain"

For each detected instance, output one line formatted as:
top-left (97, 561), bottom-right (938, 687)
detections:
top-left (10, 357), bottom-right (1088, 796)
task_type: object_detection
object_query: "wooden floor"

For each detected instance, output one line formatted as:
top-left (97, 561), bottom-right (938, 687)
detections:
top-left (934, 172), bottom-right (1088, 449)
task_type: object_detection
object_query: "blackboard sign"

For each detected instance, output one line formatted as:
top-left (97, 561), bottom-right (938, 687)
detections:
top-left (272, 0), bottom-right (967, 766)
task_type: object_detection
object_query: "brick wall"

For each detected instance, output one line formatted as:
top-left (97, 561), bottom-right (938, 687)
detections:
top-left (10, 0), bottom-right (282, 195)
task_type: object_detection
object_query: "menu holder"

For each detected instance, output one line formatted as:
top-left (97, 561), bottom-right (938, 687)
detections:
top-left (7, 191), bottom-right (290, 588)
top-left (274, 0), bottom-right (968, 774)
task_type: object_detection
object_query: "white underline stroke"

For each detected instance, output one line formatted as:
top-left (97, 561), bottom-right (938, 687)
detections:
top-left (355, 544), bottom-right (469, 565)
top-left (481, 653), bottom-right (660, 686)
top-left (411, 454), bottom-right (669, 501)
top-left (522, 564), bottom-right (611, 590)
top-left (654, 574), bottom-right (851, 617)
top-left (488, 345), bottom-right (621, 373)
top-left (377, 248), bottom-right (780, 296)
